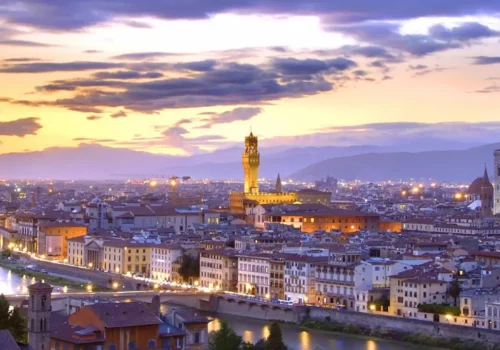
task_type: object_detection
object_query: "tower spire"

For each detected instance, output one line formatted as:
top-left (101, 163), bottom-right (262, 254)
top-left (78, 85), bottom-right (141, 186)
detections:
top-left (276, 173), bottom-right (282, 193)
top-left (483, 163), bottom-right (490, 183)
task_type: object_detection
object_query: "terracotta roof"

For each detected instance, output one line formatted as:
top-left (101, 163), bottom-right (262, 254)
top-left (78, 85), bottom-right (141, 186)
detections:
top-left (85, 302), bottom-right (160, 328)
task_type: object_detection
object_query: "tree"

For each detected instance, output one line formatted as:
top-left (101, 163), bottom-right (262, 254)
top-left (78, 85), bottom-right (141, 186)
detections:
top-left (448, 279), bottom-right (461, 306)
top-left (266, 322), bottom-right (287, 350)
top-left (209, 320), bottom-right (243, 350)
top-left (0, 294), bottom-right (27, 342)
top-left (178, 254), bottom-right (200, 283)
top-left (9, 307), bottom-right (26, 342)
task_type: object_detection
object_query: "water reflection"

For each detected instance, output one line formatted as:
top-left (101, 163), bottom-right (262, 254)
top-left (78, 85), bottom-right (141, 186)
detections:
top-left (199, 311), bottom-right (432, 350)
top-left (0, 267), bottom-right (25, 295)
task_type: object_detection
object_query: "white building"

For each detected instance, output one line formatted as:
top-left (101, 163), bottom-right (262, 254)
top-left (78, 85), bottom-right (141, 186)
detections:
top-left (150, 244), bottom-right (183, 282)
top-left (237, 253), bottom-right (271, 297)
top-left (285, 254), bottom-right (326, 304)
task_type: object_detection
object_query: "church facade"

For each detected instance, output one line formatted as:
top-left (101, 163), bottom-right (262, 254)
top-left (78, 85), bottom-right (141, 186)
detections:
top-left (229, 132), bottom-right (331, 213)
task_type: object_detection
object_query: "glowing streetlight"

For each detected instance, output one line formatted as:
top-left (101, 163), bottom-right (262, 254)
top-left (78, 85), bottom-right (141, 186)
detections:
top-left (150, 180), bottom-right (158, 187)
top-left (112, 282), bottom-right (119, 289)
top-left (170, 180), bottom-right (177, 187)
top-left (88, 262), bottom-right (93, 268)
top-left (194, 281), bottom-right (199, 286)
top-left (63, 286), bottom-right (68, 293)
top-left (370, 304), bottom-right (376, 311)
top-left (86, 284), bottom-right (93, 293)
top-left (153, 283), bottom-right (159, 290)
top-left (454, 193), bottom-right (463, 200)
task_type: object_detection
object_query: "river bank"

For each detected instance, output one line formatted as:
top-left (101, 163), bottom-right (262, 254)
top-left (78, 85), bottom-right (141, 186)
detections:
top-left (299, 319), bottom-right (494, 350)
top-left (0, 257), bottom-right (110, 292)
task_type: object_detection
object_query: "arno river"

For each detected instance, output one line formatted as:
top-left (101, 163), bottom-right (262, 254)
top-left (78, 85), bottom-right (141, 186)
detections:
top-left (1, 267), bottom-right (431, 350)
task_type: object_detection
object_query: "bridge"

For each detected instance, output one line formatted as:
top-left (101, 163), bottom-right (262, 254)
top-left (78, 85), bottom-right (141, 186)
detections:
top-left (5, 290), bottom-right (212, 308)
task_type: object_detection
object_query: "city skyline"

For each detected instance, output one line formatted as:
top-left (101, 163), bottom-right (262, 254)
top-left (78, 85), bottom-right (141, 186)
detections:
top-left (0, 2), bottom-right (500, 156)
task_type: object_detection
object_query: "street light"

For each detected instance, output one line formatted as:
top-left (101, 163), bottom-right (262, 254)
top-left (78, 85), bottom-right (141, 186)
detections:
top-left (88, 262), bottom-right (93, 269)
top-left (112, 282), bottom-right (119, 289)
top-left (369, 304), bottom-right (376, 311)
top-left (86, 284), bottom-right (93, 293)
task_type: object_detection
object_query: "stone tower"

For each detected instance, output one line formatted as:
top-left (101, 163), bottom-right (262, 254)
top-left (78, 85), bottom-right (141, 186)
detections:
top-left (28, 281), bottom-right (53, 350)
top-left (494, 150), bottom-right (500, 216)
top-left (276, 173), bottom-right (282, 193)
top-left (481, 165), bottom-right (493, 217)
top-left (242, 131), bottom-right (260, 194)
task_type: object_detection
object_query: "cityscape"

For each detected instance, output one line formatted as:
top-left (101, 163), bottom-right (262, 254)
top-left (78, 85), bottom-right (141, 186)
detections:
top-left (0, 1), bottom-right (500, 350)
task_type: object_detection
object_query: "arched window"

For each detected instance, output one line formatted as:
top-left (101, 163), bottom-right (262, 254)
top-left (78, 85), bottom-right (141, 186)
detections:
top-left (41, 295), bottom-right (47, 309)
top-left (148, 340), bottom-right (156, 348)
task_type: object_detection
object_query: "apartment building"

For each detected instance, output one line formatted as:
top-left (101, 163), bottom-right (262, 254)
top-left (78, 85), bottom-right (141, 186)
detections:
top-left (270, 257), bottom-right (285, 300)
top-left (389, 268), bottom-right (452, 318)
top-left (237, 253), bottom-right (272, 297)
top-left (150, 244), bottom-right (183, 282)
top-left (285, 254), bottom-right (326, 304)
top-left (200, 249), bottom-right (238, 291)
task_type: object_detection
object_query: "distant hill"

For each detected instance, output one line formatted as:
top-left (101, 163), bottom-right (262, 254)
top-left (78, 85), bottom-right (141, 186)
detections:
top-left (290, 142), bottom-right (500, 182)
top-left (0, 141), bottom-right (493, 181)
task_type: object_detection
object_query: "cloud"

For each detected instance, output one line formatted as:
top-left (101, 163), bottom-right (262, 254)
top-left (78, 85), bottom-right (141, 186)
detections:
top-left (0, 61), bottom-right (124, 73)
top-left (93, 71), bottom-right (163, 79)
top-left (475, 85), bottom-right (500, 93)
top-left (84, 50), bottom-right (101, 54)
top-left (3, 57), bottom-right (42, 62)
top-left (1, 0), bottom-right (499, 30)
top-left (197, 107), bottom-right (263, 128)
top-left (428, 22), bottom-right (500, 41)
top-left (334, 45), bottom-right (396, 59)
top-left (0, 117), bottom-right (42, 136)
top-left (86, 115), bottom-right (101, 120)
top-left (110, 111), bottom-right (127, 118)
top-left (0, 40), bottom-right (52, 47)
top-left (413, 66), bottom-right (448, 77)
top-left (72, 137), bottom-right (116, 142)
top-left (332, 22), bottom-right (464, 56)
top-left (261, 121), bottom-right (500, 149)
top-left (408, 64), bottom-right (428, 70)
top-left (473, 56), bottom-right (500, 65)
top-left (5, 59), bottom-right (339, 112)
top-left (112, 52), bottom-right (181, 60)
top-left (68, 106), bottom-right (105, 114)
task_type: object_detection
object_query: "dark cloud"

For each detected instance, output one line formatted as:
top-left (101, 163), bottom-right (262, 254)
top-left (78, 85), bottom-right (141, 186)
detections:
top-left (86, 115), bottom-right (102, 121)
top-left (197, 107), bottom-right (263, 128)
top-left (174, 60), bottom-right (217, 72)
top-left (68, 106), bottom-right (105, 114)
top-left (93, 71), bottom-right (163, 79)
top-left (335, 45), bottom-right (396, 59)
top-left (473, 56), bottom-right (500, 65)
top-left (1, 0), bottom-right (499, 30)
top-left (429, 22), bottom-right (500, 41)
top-left (475, 85), bottom-right (500, 93)
top-left (382, 75), bottom-right (393, 80)
top-left (271, 57), bottom-right (357, 76)
top-left (0, 61), bottom-right (124, 73)
top-left (110, 111), bottom-right (127, 118)
top-left (408, 64), bottom-right (428, 70)
top-left (333, 22), bottom-right (463, 56)
top-left (112, 52), bottom-right (181, 60)
top-left (3, 57), bottom-right (42, 62)
top-left (120, 20), bottom-right (153, 29)
top-left (0, 40), bottom-right (52, 47)
top-left (1, 58), bottom-right (353, 112)
top-left (0, 117), bottom-right (42, 137)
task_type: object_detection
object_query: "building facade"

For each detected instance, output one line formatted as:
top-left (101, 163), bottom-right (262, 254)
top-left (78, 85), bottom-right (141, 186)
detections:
top-left (495, 149), bottom-right (500, 215)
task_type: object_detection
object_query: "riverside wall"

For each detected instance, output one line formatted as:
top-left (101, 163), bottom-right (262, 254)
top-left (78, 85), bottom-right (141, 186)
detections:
top-left (209, 297), bottom-right (500, 344)
top-left (308, 307), bottom-right (500, 344)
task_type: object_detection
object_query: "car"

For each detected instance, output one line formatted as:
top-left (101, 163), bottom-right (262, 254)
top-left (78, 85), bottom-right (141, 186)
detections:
top-left (40, 269), bottom-right (48, 274)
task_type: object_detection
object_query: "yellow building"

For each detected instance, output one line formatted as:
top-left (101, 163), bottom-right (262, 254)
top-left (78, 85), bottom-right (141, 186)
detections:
top-left (38, 222), bottom-right (88, 257)
top-left (230, 132), bottom-right (330, 213)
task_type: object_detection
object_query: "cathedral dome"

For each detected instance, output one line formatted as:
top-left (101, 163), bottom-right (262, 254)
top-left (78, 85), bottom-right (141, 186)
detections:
top-left (467, 177), bottom-right (493, 196)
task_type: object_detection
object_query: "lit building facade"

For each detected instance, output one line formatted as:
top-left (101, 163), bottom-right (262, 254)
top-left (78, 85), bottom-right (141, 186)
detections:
top-left (229, 132), bottom-right (331, 213)
top-left (494, 149), bottom-right (500, 215)
top-left (150, 244), bottom-right (183, 282)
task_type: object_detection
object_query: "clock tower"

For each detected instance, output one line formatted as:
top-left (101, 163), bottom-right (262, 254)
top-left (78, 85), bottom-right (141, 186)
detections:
top-left (242, 132), bottom-right (260, 194)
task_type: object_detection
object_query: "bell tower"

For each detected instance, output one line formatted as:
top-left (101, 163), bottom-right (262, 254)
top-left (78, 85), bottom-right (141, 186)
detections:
top-left (242, 132), bottom-right (260, 194)
top-left (28, 281), bottom-right (53, 350)
top-left (494, 149), bottom-right (500, 215)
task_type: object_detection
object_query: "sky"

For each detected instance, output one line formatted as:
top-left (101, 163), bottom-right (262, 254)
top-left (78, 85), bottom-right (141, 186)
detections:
top-left (0, 1), bottom-right (499, 156)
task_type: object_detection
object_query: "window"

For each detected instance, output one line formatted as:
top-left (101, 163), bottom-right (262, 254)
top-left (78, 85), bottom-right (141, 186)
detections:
top-left (148, 340), bottom-right (156, 348)
top-left (108, 345), bottom-right (117, 350)
top-left (194, 332), bottom-right (201, 343)
top-left (128, 342), bottom-right (136, 350)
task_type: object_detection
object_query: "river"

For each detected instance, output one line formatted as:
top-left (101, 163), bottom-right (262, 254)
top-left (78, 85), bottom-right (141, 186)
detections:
top-left (161, 304), bottom-right (434, 350)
